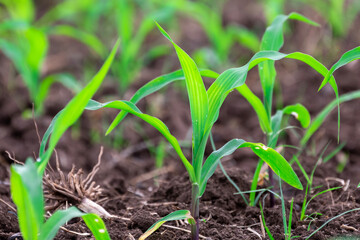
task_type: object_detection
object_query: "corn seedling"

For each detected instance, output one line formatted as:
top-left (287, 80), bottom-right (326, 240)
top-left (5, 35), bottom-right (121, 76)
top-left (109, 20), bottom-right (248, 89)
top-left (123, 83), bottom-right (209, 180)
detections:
top-left (232, 12), bottom-right (319, 206)
top-left (9, 39), bottom-right (120, 240)
top-left (279, 179), bottom-right (295, 240)
top-left (0, 0), bottom-right (105, 114)
top-left (36, 0), bottom-right (176, 94)
top-left (257, 185), bottom-right (296, 240)
top-left (109, 0), bottom-right (176, 93)
top-left (79, 23), bottom-right (308, 240)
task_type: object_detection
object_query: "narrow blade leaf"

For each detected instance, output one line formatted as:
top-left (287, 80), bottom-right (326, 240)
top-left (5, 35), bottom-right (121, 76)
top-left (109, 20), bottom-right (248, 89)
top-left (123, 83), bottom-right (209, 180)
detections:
top-left (301, 90), bottom-right (360, 146)
top-left (206, 51), bottom-right (336, 135)
top-left (40, 99), bottom-right (195, 182)
top-left (318, 46), bottom-right (360, 91)
top-left (10, 159), bottom-right (44, 240)
top-left (236, 84), bottom-right (271, 133)
top-left (39, 207), bottom-right (110, 240)
top-left (156, 22), bottom-right (208, 178)
top-left (200, 139), bottom-right (303, 196)
top-left (82, 213), bottom-right (111, 240)
top-left (259, 12), bottom-right (318, 115)
top-left (106, 69), bottom-right (218, 135)
top-left (37, 40), bottom-right (120, 174)
top-left (283, 103), bottom-right (311, 128)
top-left (139, 210), bottom-right (194, 240)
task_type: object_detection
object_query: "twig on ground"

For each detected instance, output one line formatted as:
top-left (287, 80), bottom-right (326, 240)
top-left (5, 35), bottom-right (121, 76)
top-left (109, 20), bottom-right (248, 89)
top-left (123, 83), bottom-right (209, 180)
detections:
top-left (246, 227), bottom-right (262, 239)
top-left (59, 226), bottom-right (91, 236)
top-left (340, 224), bottom-right (357, 231)
top-left (0, 197), bottom-right (16, 212)
top-left (5, 151), bottom-right (22, 165)
top-left (259, 215), bottom-right (265, 238)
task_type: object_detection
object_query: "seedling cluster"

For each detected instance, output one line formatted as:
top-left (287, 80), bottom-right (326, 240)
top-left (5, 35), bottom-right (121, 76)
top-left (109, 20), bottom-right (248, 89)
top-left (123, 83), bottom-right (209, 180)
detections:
top-left (1, 0), bottom-right (360, 239)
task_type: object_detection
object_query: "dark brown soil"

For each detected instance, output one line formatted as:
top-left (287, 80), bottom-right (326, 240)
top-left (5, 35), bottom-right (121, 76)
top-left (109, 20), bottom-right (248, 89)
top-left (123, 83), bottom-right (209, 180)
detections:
top-left (1, 0), bottom-right (360, 239)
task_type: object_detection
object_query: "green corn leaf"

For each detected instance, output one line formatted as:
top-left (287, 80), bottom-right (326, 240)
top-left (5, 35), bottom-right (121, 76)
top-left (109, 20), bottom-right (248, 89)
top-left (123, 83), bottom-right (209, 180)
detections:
top-left (39, 207), bottom-right (110, 240)
top-left (317, 47), bottom-right (360, 141)
top-left (1, 0), bottom-right (35, 22)
top-left (200, 139), bottom-right (303, 196)
top-left (24, 27), bottom-right (48, 73)
top-left (283, 103), bottom-right (311, 128)
top-left (205, 51), bottom-right (336, 135)
top-left (89, 100), bottom-right (195, 182)
top-left (301, 90), bottom-right (360, 146)
top-left (259, 12), bottom-right (318, 116)
top-left (200, 139), bottom-right (245, 196)
top-left (0, 39), bottom-right (36, 97)
top-left (47, 25), bottom-right (106, 57)
top-left (156, 22), bottom-right (209, 178)
top-left (318, 46), bottom-right (360, 91)
top-left (268, 110), bottom-right (284, 148)
top-left (40, 99), bottom-right (196, 182)
top-left (261, 12), bottom-right (318, 52)
top-left (236, 84), bottom-right (271, 133)
top-left (82, 213), bottom-right (111, 240)
top-left (10, 159), bottom-right (44, 240)
top-left (37, 39), bottom-right (120, 175)
top-left (250, 143), bottom-right (303, 190)
top-left (39, 207), bottom-right (82, 240)
top-left (106, 69), bottom-right (218, 135)
top-left (268, 104), bottom-right (310, 147)
top-left (139, 210), bottom-right (194, 240)
top-left (39, 110), bottom-right (63, 155)
top-left (0, 19), bottom-right (29, 32)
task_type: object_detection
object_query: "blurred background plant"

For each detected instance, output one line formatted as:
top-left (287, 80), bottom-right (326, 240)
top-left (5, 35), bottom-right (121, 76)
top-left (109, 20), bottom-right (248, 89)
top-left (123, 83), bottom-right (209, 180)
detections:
top-left (0, 0), bottom-right (106, 116)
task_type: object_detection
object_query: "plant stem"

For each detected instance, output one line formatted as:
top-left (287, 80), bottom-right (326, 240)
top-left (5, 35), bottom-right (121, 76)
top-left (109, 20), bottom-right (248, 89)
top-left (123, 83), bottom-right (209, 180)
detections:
top-left (191, 183), bottom-right (199, 240)
top-left (250, 159), bottom-right (263, 206)
top-left (268, 169), bottom-right (275, 207)
top-left (267, 133), bottom-right (275, 207)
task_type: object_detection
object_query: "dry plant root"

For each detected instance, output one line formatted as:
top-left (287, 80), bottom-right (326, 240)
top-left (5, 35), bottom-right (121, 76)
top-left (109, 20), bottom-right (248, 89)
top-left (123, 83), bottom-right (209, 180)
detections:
top-left (43, 147), bottom-right (113, 218)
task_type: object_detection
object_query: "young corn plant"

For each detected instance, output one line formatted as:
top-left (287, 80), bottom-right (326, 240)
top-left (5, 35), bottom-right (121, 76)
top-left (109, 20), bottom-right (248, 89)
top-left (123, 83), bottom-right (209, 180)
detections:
top-left (88, 23), bottom-right (306, 240)
top-left (9, 39), bottom-right (120, 240)
top-left (36, 0), bottom-right (176, 94)
top-left (0, 0), bottom-right (105, 115)
top-left (232, 13), bottom-right (321, 206)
